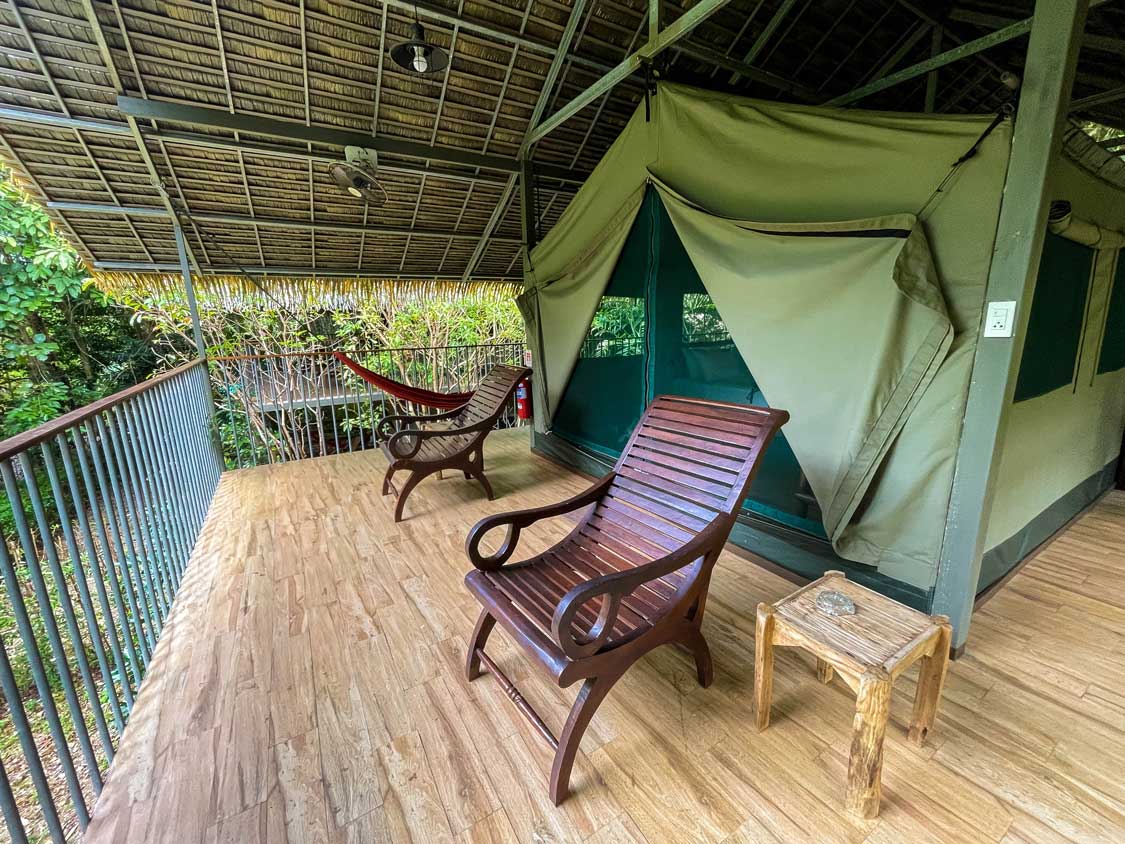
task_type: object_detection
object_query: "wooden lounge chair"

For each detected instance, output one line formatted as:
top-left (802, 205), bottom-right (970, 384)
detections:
top-left (378, 363), bottom-right (530, 521)
top-left (463, 395), bottom-right (789, 803)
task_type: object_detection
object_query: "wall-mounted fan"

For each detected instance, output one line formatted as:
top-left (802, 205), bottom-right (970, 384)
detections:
top-left (329, 146), bottom-right (388, 206)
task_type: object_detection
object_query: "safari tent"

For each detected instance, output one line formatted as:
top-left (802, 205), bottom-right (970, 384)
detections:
top-left (520, 82), bottom-right (1125, 611)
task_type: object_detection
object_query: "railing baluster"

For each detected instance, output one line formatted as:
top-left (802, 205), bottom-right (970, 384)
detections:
top-left (57, 431), bottom-right (138, 708)
top-left (96, 415), bottom-right (166, 633)
top-left (0, 631), bottom-right (62, 843)
top-left (85, 420), bottom-right (158, 655)
top-left (106, 409), bottom-right (172, 620)
top-left (271, 356), bottom-right (298, 463)
top-left (324, 355), bottom-right (341, 455)
top-left (294, 357), bottom-right (315, 458)
top-left (121, 403), bottom-right (178, 604)
top-left (39, 441), bottom-right (126, 739)
top-left (233, 358), bottom-right (257, 467)
top-left (132, 393), bottom-right (188, 583)
top-left (14, 451), bottom-right (116, 771)
top-left (158, 381), bottom-right (203, 550)
top-left (122, 401), bottom-right (180, 588)
top-left (168, 375), bottom-right (207, 533)
top-left (1, 459), bottom-right (101, 810)
top-left (219, 360), bottom-right (244, 470)
top-left (148, 384), bottom-right (194, 551)
top-left (247, 357), bottom-right (275, 465)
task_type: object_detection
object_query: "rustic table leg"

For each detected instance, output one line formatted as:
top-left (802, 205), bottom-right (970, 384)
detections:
top-left (816, 659), bottom-right (835, 684)
top-left (908, 617), bottom-right (952, 745)
top-left (754, 603), bottom-right (775, 731)
top-left (846, 668), bottom-right (892, 818)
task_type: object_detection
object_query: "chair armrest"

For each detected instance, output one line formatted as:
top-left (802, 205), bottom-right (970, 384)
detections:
top-left (464, 473), bottom-right (615, 571)
top-left (385, 415), bottom-right (495, 460)
top-left (377, 406), bottom-right (466, 441)
top-left (550, 518), bottom-right (731, 660)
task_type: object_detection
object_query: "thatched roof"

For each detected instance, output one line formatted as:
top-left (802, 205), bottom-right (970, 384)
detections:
top-left (1, 0), bottom-right (1123, 298)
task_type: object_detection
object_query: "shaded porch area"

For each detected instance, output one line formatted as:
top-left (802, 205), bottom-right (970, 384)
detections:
top-left (84, 428), bottom-right (1125, 844)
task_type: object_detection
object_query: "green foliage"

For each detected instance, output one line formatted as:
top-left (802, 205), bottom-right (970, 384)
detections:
top-left (0, 176), bottom-right (84, 333)
top-left (0, 169), bottom-right (156, 439)
top-left (590, 296), bottom-right (645, 342)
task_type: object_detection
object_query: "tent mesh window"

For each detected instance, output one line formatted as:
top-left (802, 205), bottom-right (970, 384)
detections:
top-left (1098, 249), bottom-right (1125, 375)
top-left (553, 189), bottom-right (824, 536)
top-left (1014, 233), bottom-right (1095, 401)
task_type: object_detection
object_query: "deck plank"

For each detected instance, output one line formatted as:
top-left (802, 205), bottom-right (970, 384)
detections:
top-left (80, 430), bottom-right (1125, 843)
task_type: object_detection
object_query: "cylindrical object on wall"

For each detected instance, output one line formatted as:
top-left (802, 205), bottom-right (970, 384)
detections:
top-left (1048, 200), bottom-right (1125, 249)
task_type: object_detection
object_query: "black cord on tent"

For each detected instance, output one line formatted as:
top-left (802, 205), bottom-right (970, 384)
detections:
top-left (170, 205), bottom-right (291, 311)
top-left (916, 102), bottom-right (1014, 220)
top-left (641, 60), bottom-right (659, 122)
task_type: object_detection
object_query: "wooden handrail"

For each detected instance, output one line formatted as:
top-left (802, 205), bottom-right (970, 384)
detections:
top-left (0, 358), bottom-right (206, 463)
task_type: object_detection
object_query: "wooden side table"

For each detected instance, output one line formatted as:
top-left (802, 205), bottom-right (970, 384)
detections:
top-left (753, 571), bottom-right (952, 818)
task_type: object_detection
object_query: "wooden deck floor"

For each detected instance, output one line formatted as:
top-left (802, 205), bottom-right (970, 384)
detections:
top-left (83, 429), bottom-right (1125, 844)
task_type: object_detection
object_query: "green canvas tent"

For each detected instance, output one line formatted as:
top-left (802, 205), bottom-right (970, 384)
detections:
top-left (519, 82), bottom-right (1125, 609)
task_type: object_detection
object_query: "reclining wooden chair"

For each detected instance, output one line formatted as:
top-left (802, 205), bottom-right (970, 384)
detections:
top-left (463, 395), bottom-right (789, 803)
top-left (377, 363), bottom-right (530, 521)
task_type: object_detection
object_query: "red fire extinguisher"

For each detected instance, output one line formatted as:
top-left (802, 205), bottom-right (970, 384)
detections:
top-left (516, 377), bottom-right (532, 420)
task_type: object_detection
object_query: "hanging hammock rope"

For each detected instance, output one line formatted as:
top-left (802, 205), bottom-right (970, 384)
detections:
top-left (333, 352), bottom-right (473, 410)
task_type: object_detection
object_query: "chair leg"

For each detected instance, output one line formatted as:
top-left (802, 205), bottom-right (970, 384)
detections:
top-left (550, 671), bottom-right (622, 806)
top-left (473, 470), bottom-right (495, 501)
top-left (393, 470), bottom-right (426, 522)
top-left (685, 627), bottom-right (713, 688)
top-left (465, 610), bottom-right (496, 682)
top-left (467, 449), bottom-right (495, 500)
top-left (381, 466), bottom-right (395, 496)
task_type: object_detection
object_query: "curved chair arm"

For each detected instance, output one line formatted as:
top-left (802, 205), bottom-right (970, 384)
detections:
top-left (377, 406), bottom-right (466, 442)
top-left (465, 473), bottom-right (615, 571)
top-left (385, 415), bottom-right (496, 460)
top-left (550, 519), bottom-right (730, 660)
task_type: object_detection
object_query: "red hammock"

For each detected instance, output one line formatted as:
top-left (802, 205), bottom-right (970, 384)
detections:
top-left (333, 352), bottom-right (473, 411)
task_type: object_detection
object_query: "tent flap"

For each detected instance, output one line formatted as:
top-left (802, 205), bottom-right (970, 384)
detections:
top-left (525, 186), bottom-right (646, 422)
top-left (653, 182), bottom-right (954, 551)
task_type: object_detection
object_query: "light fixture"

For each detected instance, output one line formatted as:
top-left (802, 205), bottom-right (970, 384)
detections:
top-left (391, 20), bottom-right (448, 75)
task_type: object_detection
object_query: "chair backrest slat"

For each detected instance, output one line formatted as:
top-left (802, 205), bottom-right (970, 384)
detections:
top-left (454, 364), bottom-right (528, 427)
top-left (583, 396), bottom-right (788, 572)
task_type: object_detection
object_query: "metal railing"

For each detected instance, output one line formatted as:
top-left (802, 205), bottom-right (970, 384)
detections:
top-left (0, 343), bottom-right (523, 840)
top-left (0, 360), bottom-right (222, 843)
top-left (209, 343), bottom-right (526, 469)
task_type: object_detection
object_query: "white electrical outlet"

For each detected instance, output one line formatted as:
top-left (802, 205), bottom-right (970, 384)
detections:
top-left (983, 300), bottom-right (1017, 338)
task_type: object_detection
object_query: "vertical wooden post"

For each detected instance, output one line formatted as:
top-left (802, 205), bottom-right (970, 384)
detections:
top-left (908, 617), bottom-right (952, 745)
top-left (753, 602), bottom-right (775, 731)
top-left (931, 0), bottom-right (1090, 652)
top-left (846, 668), bottom-right (892, 818)
top-left (816, 658), bottom-right (835, 684)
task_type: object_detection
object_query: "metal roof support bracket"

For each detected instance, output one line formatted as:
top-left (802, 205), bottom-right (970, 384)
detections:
top-left (525, 0), bottom-right (736, 148)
